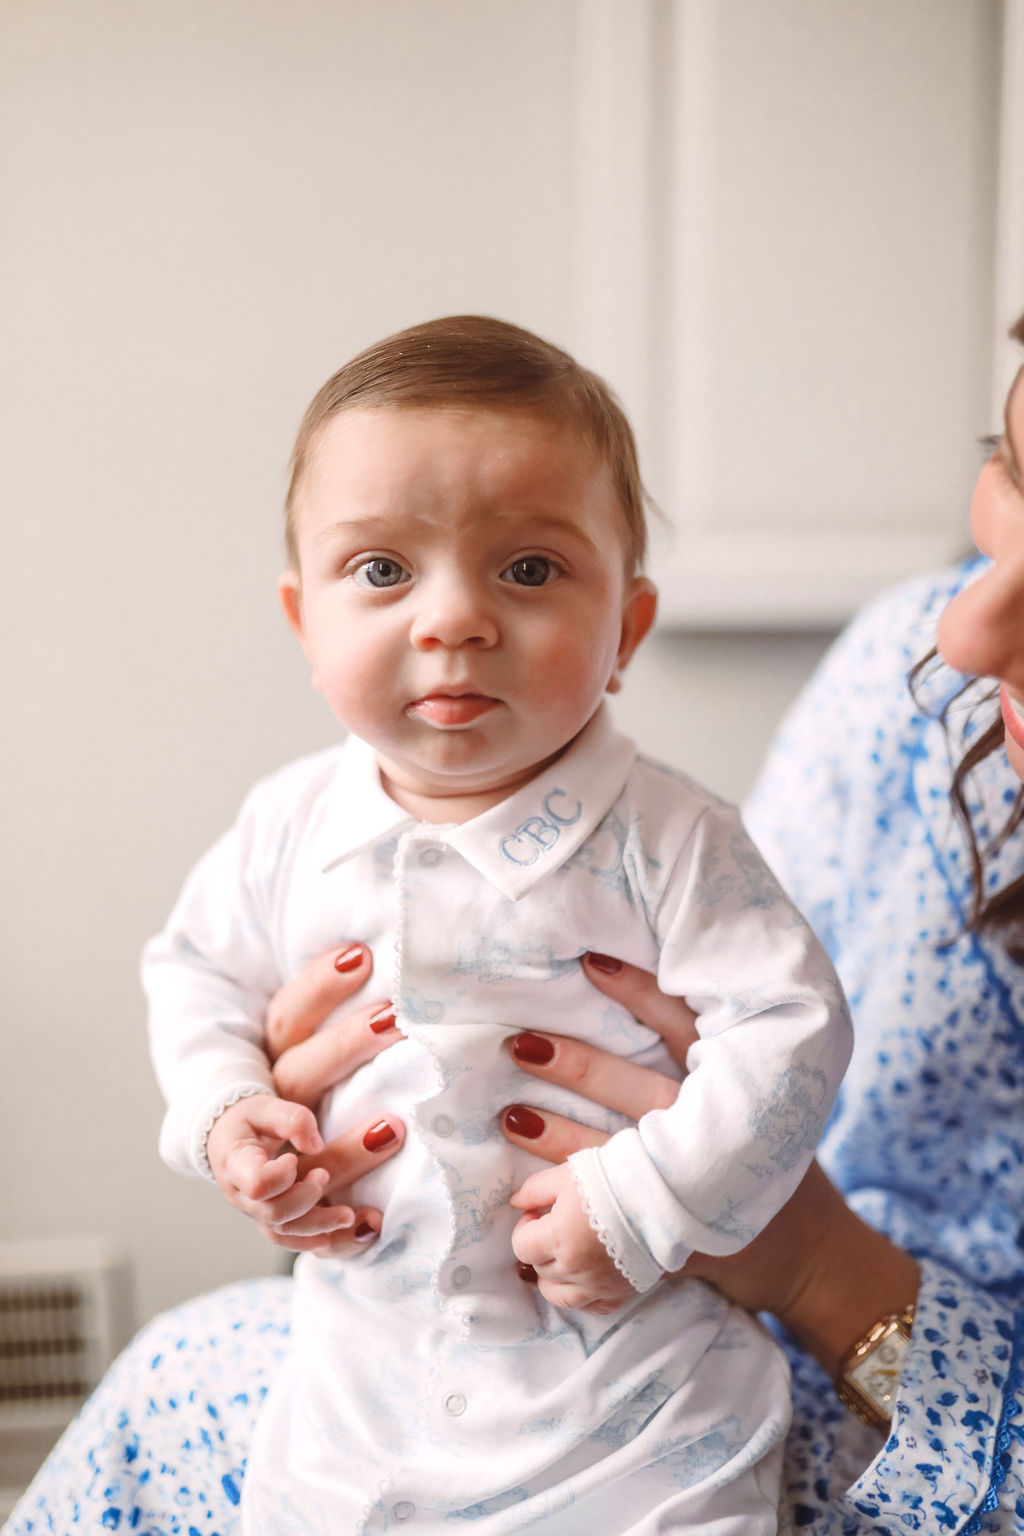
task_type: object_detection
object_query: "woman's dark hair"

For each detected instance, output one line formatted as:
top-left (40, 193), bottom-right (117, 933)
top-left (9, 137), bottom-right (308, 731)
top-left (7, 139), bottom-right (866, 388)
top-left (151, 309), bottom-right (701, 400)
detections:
top-left (909, 661), bottom-right (1024, 959)
top-left (910, 310), bottom-right (1024, 959)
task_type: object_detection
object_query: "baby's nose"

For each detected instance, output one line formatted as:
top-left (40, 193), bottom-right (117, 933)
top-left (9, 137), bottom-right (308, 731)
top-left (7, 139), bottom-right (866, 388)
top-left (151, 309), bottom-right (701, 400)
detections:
top-left (409, 577), bottom-right (498, 649)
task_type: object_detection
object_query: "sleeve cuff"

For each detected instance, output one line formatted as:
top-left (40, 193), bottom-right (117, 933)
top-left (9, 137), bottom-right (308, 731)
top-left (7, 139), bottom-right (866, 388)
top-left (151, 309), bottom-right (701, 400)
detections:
top-left (568, 1144), bottom-right (669, 1293)
top-left (159, 1067), bottom-right (275, 1179)
top-left (836, 1258), bottom-right (1023, 1529)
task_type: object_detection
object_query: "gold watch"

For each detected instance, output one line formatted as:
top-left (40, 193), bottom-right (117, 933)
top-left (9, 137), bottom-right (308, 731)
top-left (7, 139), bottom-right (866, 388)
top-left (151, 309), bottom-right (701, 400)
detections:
top-left (835, 1303), bottom-right (915, 1433)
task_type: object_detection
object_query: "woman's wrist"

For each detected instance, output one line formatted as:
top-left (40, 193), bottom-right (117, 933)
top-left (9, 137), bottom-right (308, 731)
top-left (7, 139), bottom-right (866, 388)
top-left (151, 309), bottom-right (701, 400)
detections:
top-left (777, 1190), bottom-right (920, 1380)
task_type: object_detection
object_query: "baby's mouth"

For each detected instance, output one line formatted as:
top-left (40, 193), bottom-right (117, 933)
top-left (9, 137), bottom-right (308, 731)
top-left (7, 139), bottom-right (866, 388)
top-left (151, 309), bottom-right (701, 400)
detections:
top-left (407, 692), bottom-right (499, 727)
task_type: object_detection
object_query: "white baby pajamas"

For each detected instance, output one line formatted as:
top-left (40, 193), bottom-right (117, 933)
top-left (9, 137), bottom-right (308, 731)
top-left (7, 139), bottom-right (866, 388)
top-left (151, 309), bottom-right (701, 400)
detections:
top-left (144, 704), bottom-right (852, 1534)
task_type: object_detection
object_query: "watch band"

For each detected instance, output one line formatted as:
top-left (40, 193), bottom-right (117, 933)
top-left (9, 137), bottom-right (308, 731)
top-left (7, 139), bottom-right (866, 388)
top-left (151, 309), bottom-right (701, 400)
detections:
top-left (835, 1303), bottom-right (916, 1434)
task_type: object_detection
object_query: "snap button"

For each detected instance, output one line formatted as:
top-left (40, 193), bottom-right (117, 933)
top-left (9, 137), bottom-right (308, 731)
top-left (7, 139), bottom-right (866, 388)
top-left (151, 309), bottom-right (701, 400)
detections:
top-left (451, 1265), bottom-right (471, 1289)
top-left (432, 1114), bottom-right (455, 1138)
top-left (392, 1500), bottom-right (415, 1522)
top-left (444, 1391), bottom-right (467, 1416)
top-left (418, 847), bottom-right (443, 867)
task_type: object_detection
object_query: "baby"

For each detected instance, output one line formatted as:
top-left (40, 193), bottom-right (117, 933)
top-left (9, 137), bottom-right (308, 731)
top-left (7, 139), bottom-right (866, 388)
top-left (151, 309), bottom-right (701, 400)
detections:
top-left (144, 316), bottom-right (852, 1534)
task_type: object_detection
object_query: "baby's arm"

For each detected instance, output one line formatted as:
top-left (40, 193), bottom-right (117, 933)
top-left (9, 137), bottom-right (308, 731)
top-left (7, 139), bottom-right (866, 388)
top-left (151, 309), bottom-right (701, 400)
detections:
top-left (509, 1162), bottom-right (635, 1313)
top-left (144, 771), bottom-right (332, 1193)
top-left (567, 798), bottom-right (853, 1297)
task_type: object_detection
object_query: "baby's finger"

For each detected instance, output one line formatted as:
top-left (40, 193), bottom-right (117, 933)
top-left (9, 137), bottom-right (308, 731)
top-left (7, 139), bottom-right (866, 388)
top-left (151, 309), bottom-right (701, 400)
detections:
top-left (311, 1207), bottom-right (383, 1256)
top-left (266, 943), bottom-right (373, 1060)
top-left (507, 1032), bottom-right (679, 1117)
top-left (245, 1096), bottom-right (324, 1156)
top-left (247, 1167), bottom-right (333, 1226)
top-left (234, 1155), bottom-right (327, 1216)
top-left (229, 1145), bottom-right (300, 1202)
top-left (501, 1104), bottom-right (608, 1165)
top-left (272, 1000), bottom-right (401, 1107)
top-left (509, 1209), bottom-right (553, 1270)
top-left (580, 954), bottom-right (699, 1071)
top-left (297, 1115), bottom-right (406, 1200)
top-left (265, 1208), bottom-right (383, 1257)
top-left (509, 1165), bottom-right (563, 1212)
top-left (267, 1201), bottom-right (356, 1238)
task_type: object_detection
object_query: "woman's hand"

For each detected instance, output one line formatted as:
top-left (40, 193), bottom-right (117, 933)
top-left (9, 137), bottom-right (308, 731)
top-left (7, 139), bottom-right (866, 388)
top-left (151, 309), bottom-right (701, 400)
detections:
top-left (505, 953), bottom-right (920, 1376)
top-left (246, 942), bottom-right (406, 1256)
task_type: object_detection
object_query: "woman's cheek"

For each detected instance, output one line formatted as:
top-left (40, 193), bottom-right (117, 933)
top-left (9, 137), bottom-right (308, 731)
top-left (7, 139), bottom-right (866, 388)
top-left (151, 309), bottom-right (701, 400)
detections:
top-left (968, 466), bottom-right (1000, 557)
top-left (936, 586), bottom-right (977, 676)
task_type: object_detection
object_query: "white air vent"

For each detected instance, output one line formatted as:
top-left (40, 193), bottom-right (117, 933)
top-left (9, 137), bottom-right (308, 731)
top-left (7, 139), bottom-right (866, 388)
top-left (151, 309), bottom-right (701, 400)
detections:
top-left (0, 1237), bottom-right (132, 1517)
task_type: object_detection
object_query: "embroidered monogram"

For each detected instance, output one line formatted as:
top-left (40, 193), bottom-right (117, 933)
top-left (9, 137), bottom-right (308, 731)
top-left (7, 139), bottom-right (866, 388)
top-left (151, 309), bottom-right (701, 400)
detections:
top-left (498, 789), bottom-right (583, 865)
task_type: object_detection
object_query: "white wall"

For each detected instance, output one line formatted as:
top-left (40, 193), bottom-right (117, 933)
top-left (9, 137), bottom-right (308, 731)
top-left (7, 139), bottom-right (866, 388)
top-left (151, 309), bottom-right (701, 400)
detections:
top-left (0, 0), bottom-right (586, 1326)
top-left (0, 0), bottom-right (994, 1334)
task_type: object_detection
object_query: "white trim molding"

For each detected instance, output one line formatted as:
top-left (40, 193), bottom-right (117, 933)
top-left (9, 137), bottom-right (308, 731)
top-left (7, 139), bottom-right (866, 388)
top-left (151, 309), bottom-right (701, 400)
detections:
top-left (993, 0), bottom-right (1024, 411)
top-left (572, 0), bottom-right (1006, 629)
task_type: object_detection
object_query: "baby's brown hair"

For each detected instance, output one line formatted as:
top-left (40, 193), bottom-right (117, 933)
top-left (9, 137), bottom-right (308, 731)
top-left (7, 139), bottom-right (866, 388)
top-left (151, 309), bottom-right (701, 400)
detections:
top-left (285, 315), bottom-right (649, 572)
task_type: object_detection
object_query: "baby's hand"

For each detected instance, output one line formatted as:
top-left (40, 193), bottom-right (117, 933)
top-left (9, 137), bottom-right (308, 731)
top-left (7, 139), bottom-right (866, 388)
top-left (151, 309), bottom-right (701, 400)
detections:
top-left (510, 1162), bottom-right (636, 1314)
top-left (205, 1093), bottom-right (356, 1242)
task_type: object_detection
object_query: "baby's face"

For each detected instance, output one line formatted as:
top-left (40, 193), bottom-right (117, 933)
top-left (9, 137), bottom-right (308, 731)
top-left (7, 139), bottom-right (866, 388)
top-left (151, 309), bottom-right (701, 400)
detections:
top-left (280, 405), bottom-right (655, 813)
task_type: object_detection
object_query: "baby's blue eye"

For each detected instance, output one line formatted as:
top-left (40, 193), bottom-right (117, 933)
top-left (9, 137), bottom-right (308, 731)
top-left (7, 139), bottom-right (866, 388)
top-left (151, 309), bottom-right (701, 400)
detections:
top-left (354, 557), bottom-right (408, 589)
top-left (501, 557), bottom-right (558, 587)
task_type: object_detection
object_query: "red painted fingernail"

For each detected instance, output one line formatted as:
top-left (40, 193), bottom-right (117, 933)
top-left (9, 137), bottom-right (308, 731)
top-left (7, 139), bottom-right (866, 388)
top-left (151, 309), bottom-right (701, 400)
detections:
top-left (363, 1120), bottom-right (398, 1152)
top-left (517, 1262), bottom-right (538, 1283)
top-left (368, 1005), bottom-right (397, 1035)
top-left (512, 1032), bottom-right (555, 1065)
top-left (585, 951), bottom-right (622, 975)
top-left (354, 1221), bottom-right (377, 1241)
top-left (335, 945), bottom-right (365, 974)
top-left (504, 1105), bottom-right (546, 1139)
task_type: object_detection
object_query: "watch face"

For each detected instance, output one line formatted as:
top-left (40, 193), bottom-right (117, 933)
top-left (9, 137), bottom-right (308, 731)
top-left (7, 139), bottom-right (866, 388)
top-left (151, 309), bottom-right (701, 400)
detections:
top-left (847, 1322), bottom-right (908, 1415)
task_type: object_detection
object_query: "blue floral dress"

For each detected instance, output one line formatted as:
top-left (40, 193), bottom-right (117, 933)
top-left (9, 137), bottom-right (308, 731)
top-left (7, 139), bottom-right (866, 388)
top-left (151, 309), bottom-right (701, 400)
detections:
top-left (9, 562), bottom-right (1024, 1535)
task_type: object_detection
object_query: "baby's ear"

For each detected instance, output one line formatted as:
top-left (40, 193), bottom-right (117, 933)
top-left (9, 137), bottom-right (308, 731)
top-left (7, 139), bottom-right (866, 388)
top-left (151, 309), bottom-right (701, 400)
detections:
top-left (278, 572), bottom-right (321, 692)
top-left (278, 570), bottom-right (305, 640)
top-left (607, 577), bottom-right (657, 694)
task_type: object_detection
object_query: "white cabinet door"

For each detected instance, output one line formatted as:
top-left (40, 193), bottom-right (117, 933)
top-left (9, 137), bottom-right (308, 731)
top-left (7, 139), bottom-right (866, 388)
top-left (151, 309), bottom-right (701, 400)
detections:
top-left (570, 0), bottom-right (1017, 626)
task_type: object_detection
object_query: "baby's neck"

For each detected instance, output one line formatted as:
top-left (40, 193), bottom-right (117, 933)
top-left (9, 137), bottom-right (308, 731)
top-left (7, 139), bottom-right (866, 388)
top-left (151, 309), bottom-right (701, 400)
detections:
top-left (378, 748), bottom-right (570, 826)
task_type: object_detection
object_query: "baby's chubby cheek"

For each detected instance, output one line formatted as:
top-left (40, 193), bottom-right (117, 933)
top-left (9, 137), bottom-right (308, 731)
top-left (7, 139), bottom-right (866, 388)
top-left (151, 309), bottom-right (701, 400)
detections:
top-left (544, 620), bottom-right (620, 693)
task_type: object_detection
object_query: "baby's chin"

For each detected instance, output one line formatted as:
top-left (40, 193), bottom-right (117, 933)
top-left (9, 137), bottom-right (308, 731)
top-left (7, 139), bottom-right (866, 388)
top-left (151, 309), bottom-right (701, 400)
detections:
top-left (377, 744), bottom-right (574, 823)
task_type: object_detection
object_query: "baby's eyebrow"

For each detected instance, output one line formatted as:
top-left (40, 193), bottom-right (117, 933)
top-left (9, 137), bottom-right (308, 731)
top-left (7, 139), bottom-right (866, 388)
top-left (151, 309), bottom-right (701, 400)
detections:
top-left (312, 517), bottom-right (387, 548)
top-left (491, 512), bottom-right (601, 552)
top-left (311, 511), bottom-right (604, 555)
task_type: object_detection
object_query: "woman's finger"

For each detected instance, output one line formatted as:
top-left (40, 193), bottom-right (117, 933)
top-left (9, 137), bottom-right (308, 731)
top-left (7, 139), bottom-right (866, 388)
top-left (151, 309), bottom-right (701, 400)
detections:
top-left (265, 942), bottom-right (373, 1060)
top-left (272, 999), bottom-right (400, 1107)
top-left (500, 1104), bottom-right (609, 1164)
top-left (296, 1115), bottom-right (406, 1202)
top-left (506, 1031), bottom-right (680, 1119)
top-left (579, 953), bottom-right (699, 1071)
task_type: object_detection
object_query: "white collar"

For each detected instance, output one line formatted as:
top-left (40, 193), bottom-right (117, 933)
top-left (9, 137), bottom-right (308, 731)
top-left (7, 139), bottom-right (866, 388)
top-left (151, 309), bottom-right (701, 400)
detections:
top-left (315, 704), bottom-right (637, 901)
